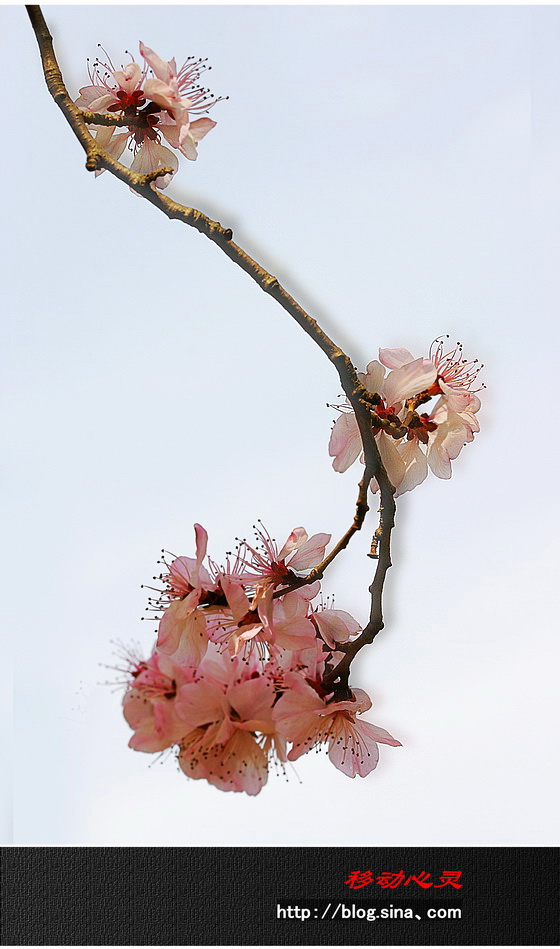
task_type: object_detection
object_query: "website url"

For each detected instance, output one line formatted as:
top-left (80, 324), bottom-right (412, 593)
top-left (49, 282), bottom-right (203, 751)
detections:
top-left (276, 902), bottom-right (462, 922)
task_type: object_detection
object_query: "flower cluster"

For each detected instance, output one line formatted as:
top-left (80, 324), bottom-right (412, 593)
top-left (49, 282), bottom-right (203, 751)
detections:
top-left (75, 42), bottom-right (223, 188)
top-left (121, 524), bottom-right (400, 795)
top-left (329, 338), bottom-right (483, 496)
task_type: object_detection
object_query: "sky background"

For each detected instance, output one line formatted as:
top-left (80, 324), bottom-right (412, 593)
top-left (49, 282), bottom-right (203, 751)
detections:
top-left (2, 3), bottom-right (559, 846)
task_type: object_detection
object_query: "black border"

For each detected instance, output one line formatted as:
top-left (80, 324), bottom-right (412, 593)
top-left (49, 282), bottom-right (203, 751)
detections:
top-left (1, 847), bottom-right (558, 946)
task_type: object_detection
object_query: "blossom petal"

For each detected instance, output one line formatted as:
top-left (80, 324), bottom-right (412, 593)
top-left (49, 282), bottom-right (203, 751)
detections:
top-left (130, 141), bottom-right (178, 190)
top-left (272, 616), bottom-right (318, 652)
top-left (76, 86), bottom-right (117, 112)
top-left (426, 433), bottom-right (453, 479)
top-left (144, 76), bottom-right (183, 112)
top-left (439, 381), bottom-right (482, 414)
top-left (377, 431), bottom-right (406, 489)
top-left (188, 116), bottom-right (217, 142)
top-left (383, 358), bottom-right (437, 405)
top-left (394, 440), bottom-right (428, 496)
top-left (313, 609), bottom-right (361, 650)
top-left (113, 62), bottom-right (142, 93)
top-left (359, 359), bottom-right (385, 394)
top-left (288, 532), bottom-right (331, 571)
top-left (139, 42), bottom-right (175, 83)
top-left (277, 527), bottom-right (308, 561)
top-left (378, 347), bottom-right (416, 369)
top-left (175, 680), bottom-right (225, 730)
top-left (328, 412), bottom-right (361, 472)
top-left (227, 677), bottom-right (274, 725)
top-left (327, 715), bottom-right (400, 778)
top-left (222, 575), bottom-right (252, 624)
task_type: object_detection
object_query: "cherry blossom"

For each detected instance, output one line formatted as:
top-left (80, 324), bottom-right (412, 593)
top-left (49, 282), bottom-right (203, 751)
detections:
top-left (311, 606), bottom-right (361, 651)
top-left (273, 673), bottom-right (401, 778)
top-left (120, 516), bottom-right (397, 790)
top-left (175, 649), bottom-right (282, 795)
top-left (241, 523), bottom-right (331, 588)
top-left (122, 650), bottom-right (195, 752)
top-left (329, 341), bottom-right (482, 494)
top-left (154, 524), bottom-right (218, 665)
top-left (205, 577), bottom-right (318, 658)
top-left (139, 43), bottom-right (218, 158)
top-left (75, 42), bottom-right (222, 188)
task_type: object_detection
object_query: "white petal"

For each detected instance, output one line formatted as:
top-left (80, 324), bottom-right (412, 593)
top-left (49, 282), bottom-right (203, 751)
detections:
top-left (328, 412), bottom-right (361, 472)
top-left (378, 347), bottom-right (416, 369)
top-left (394, 440), bottom-right (428, 496)
top-left (188, 117), bottom-right (217, 142)
top-left (377, 432), bottom-right (406, 489)
top-left (277, 527), bottom-right (308, 561)
top-left (358, 359), bottom-right (385, 395)
top-left (383, 358), bottom-right (437, 405)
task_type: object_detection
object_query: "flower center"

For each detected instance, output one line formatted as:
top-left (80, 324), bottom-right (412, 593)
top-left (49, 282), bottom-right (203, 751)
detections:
top-left (430, 336), bottom-right (483, 391)
top-left (406, 413), bottom-right (438, 444)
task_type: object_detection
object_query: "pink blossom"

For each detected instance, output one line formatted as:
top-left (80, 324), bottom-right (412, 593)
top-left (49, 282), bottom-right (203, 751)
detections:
top-left (329, 342), bottom-right (482, 494)
top-left (75, 54), bottom-right (146, 114)
top-left (206, 578), bottom-right (318, 658)
top-left (429, 337), bottom-right (484, 392)
top-left (129, 139), bottom-right (178, 189)
top-left (378, 349), bottom-right (438, 405)
top-left (312, 607), bottom-right (361, 651)
top-left (154, 524), bottom-right (217, 664)
top-left (122, 650), bottom-right (194, 752)
top-left (139, 43), bottom-right (220, 159)
top-left (175, 651), bottom-right (281, 794)
top-left (273, 673), bottom-right (401, 778)
top-left (241, 523), bottom-right (331, 588)
top-left (75, 43), bottom-right (222, 188)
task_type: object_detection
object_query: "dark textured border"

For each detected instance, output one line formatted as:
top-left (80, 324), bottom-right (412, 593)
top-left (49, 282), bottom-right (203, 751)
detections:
top-left (1, 847), bottom-right (558, 946)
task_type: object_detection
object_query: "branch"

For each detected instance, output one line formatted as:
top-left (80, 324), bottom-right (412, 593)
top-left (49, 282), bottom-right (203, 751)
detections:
top-left (323, 468), bottom-right (395, 699)
top-left (27, 4), bottom-right (397, 694)
top-left (79, 110), bottom-right (153, 128)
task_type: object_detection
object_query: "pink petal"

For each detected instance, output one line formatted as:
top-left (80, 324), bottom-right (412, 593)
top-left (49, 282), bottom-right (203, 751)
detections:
top-left (394, 440), bottom-right (428, 497)
top-left (194, 522), bottom-right (208, 569)
top-left (313, 609), bottom-right (361, 649)
top-left (277, 527), bottom-right (308, 561)
top-left (175, 680), bottom-right (225, 730)
top-left (273, 616), bottom-right (318, 652)
top-left (328, 412), bottom-right (361, 472)
top-left (288, 532), bottom-right (331, 571)
top-left (76, 86), bottom-right (117, 112)
top-left (293, 580), bottom-right (321, 602)
top-left (377, 431), bottom-right (406, 489)
top-left (378, 347), bottom-right (416, 369)
top-left (129, 141), bottom-right (178, 189)
top-left (179, 132), bottom-right (199, 161)
top-left (188, 117), bottom-right (217, 142)
top-left (227, 677), bottom-right (274, 724)
top-left (383, 358), bottom-right (437, 405)
top-left (359, 359), bottom-right (385, 394)
top-left (439, 381), bottom-right (482, 414)
top-left (172, 608), bottom-right (208, 666)
top-left (426, 435), bottom-right (452, 479)
top-left (113, 62), bottom-right (142, 93)
top-left (123, 690), bottom-right (150, 731)
top-left (349, 688), bottom-right (372, 713)
top-left (221, 576), bottom-right (252, 624)
top-left (139, 42), bottom-right (174, 83)
top-left (144, 77), bottom-right (182, 112)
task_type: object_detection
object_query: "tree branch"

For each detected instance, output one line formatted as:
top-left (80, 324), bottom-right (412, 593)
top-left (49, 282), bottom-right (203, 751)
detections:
top-left (323, 469), bottom-right (395, 699)
top-left (27, 4), bottom-right (397, 697)
top-left (79, 110), bottom-right (154, 128)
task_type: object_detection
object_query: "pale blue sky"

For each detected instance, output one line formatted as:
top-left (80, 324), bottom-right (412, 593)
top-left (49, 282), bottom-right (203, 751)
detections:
top-left (2, 4), bottom-right (559, 845)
